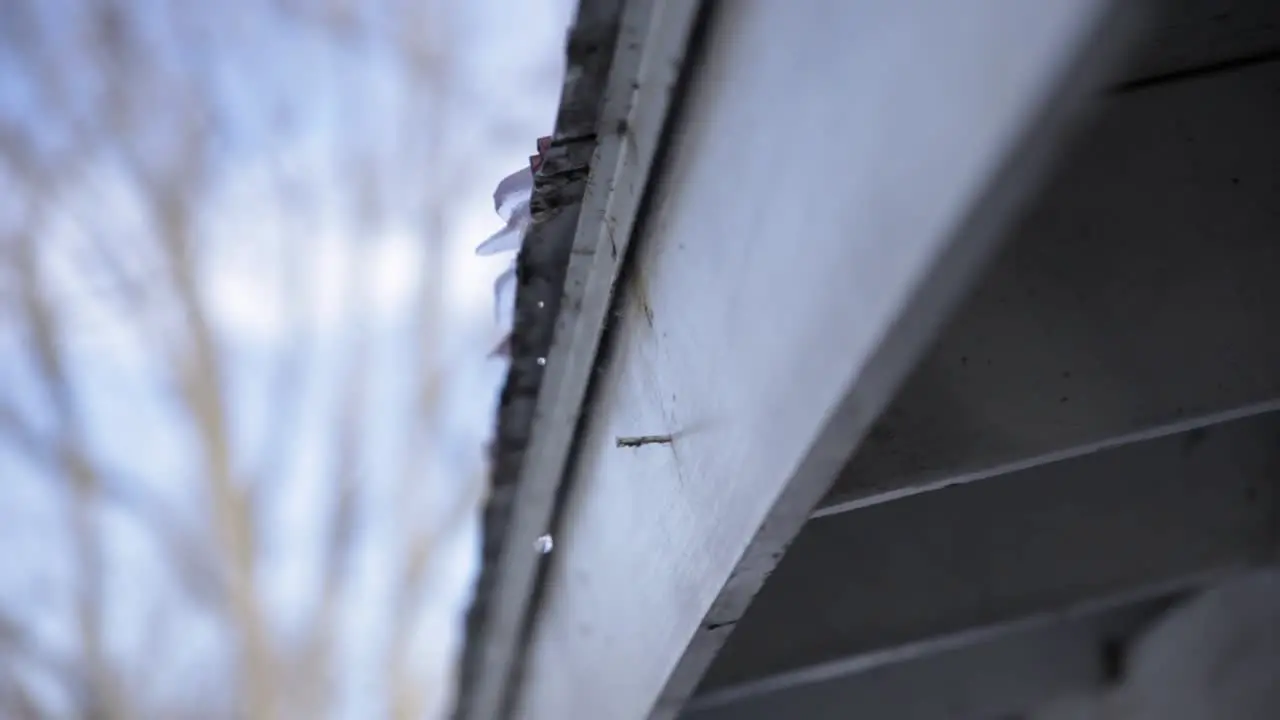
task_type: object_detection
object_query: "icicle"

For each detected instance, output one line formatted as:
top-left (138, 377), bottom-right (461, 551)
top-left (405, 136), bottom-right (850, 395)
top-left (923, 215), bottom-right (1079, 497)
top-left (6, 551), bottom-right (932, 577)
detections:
top-left (478, 137), bottom-right (551, 358)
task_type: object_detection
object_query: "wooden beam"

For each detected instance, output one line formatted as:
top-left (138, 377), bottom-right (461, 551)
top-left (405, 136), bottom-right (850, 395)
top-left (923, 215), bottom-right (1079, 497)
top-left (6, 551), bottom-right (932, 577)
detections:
top-left (820, 58), bottom-right (1280, 517)
top-left (457, 1), bottom-right (704, 718)
top-left (509, 1), bottom-right (1143, 718)
top-left (693, 43), bottom-right (1280, 719)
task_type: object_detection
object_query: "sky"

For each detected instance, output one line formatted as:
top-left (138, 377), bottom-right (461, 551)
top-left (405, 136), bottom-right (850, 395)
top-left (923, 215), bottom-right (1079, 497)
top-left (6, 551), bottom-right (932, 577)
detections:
top-left (0, 0), bottom-right (576, 716)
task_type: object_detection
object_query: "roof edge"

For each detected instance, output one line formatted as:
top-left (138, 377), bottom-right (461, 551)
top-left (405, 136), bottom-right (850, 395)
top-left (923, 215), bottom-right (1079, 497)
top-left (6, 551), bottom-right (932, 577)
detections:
top-left (452, 2), bottom-right (621, 719)
top-left (453, 0), bottom-right (707, 717)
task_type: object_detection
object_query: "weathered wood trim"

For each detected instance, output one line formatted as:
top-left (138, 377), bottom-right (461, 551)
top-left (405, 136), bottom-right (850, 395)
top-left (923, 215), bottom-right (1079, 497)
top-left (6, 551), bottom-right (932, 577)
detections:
top-left (689, 31), bottom-right (1280, 719)
top-left (455, 0), bottom-right (705, 717)
top-left (453, 2), bottom-right (622, 717)
top-left (510, 2), bottom-right (1146, 719)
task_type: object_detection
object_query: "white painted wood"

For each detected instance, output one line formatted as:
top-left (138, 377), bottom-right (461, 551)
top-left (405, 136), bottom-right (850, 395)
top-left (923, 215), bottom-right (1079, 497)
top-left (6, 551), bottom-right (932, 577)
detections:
top-left (462, 2), bottom-right (703, 718)
top-left (697, 412), bottom-right (1279, 695)
top-left (510, 1), bottom-right (1140, 718)
top-left (821, 58), bottom-right (1280, 516)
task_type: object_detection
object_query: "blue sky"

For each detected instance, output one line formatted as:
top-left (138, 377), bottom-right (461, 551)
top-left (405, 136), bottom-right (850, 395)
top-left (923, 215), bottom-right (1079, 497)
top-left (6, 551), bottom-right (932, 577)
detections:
top-left (0, 0), bottom-right (575, 716)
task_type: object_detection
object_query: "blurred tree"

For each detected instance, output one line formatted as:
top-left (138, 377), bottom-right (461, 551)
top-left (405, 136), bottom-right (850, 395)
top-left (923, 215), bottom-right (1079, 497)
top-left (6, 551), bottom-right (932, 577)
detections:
top-left (0, 0), bottom-right (566, 717)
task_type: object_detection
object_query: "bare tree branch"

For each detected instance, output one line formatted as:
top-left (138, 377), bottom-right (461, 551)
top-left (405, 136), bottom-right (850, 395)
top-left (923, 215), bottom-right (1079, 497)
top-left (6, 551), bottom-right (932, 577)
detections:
top-left (1, 609), bottom-right (93, 719)
top-left (9, 211), bottom-right (129, 720)
top-left (151, 183), bottom-right (279, 720)
top-left (2, 2), bottom-right (491, 717)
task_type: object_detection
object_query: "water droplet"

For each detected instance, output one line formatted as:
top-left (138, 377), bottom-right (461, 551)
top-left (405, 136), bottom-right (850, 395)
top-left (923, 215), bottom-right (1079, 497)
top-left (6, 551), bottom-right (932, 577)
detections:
top-left (535, 534), bottom-right (554, 554)
top-left (536, 357), bottom-right (547, 366)
top-left (537, 301), bottom-right (545, 309)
